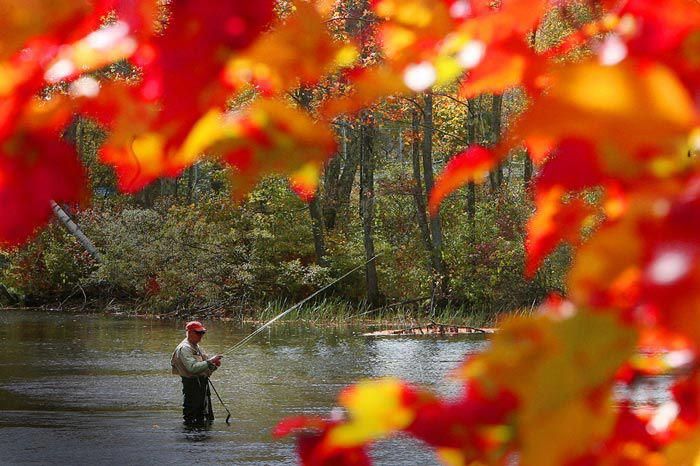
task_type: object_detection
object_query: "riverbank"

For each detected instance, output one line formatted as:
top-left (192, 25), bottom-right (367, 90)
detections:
top-left (0, 294), bottom-right (518, 329)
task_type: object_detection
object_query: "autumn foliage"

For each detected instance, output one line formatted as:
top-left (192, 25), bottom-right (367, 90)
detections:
top-left (3, 0), bottom-right (700, 464)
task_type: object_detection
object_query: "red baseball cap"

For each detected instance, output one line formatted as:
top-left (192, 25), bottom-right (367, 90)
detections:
top-left (185, 321), bottom-right (206, 332)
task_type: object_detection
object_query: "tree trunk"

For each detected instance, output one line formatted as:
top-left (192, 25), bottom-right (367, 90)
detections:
top-left (524, 29), bottom-right (537, 191)
top-left (490, 93), bottom-right (504, 191)
top-left (298, 86), bottom-right (327, 265)
top-left (524, 151), bottom-right (533, 187)
top-left (322, 121), bottom-right (345, 230)
top-left (466, 99), bottom-right (478, 231)
top-left (186, 166), bottom-right (194, 204)
top-left (308, 192), bottom-right (328, 266)
top-left (336, 127), bottom-right (360, 228)
top-left (359, 121), bottom-right (380, 305)
top-left (186, 163), bottom-right (199, 204)
top-left (467, 182), bottom-right (476, 233)
top-left (51, 201), bottom-right (101, 262)
top-left (411, 109), bottom-right (434, 255)
top-left (422, 93), bottom-right (448, 294)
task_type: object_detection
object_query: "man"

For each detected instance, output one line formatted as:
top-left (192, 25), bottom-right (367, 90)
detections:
top-left (171, 321), bottom-right (223, 425)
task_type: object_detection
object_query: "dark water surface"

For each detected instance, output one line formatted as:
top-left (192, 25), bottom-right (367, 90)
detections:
top-left (0, 310), bottom-right (493, 465)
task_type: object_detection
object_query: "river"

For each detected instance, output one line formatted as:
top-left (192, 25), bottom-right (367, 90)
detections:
top-left (0, 310), bottom-right (502, 465)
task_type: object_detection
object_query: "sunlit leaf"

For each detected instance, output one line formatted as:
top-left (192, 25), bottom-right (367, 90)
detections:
top-left (175, 100), bottom-right (336, 202)
top-left (372, 0), bottom-right (458, 66)
top-left (328, 378), bottom-right (421, 447)
top-left (512, 60), bottom-right (698, 173)
top-left (460, 0), bottom-right (548, 43)
top-left (460, 311), bottom-right (637, 465)
top-left (44, 21), bottom-right (138, 83)
top-left (320, 66), bottom-right (409, 118)
top-left (290, 162), bottom-right (322, 202)
top-left (428, 146), bottom-right (495, 214)
top-left (459, 37), bottom-right (544, 98)
top-left (100, 131), bottom-right (169, 192)
top-left (664, 429), bottom-right (700, 466)
top-left (224, 1), bottom-right (358, 95)
top-left (566, 405), bottom-right (662, 465)
top-left (568, 221), bottom-right (643, 312)
top-left (525, 187), bottom-right (594, 278)
top-left (132, 0), bottom-right (275, 143)
top-left (0, 1), bottom-right (91, 60)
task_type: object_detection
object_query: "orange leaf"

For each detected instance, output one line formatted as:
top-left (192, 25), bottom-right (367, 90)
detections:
top-left (327, 378), bottom-right (423, 447)
top-left (428, 146), bottom-right (495, 215)
top-left (512, 60), bottom-right (698, 173)
top-left (223, 1), bottom-right (357, 95)
top-left (100, 132), bottom-right (171, 193)
top-left (568, 220), bottom-right (644, 313)
top-left (289, 162), bottom-right (322, 202)
top-left (460, 311), bottom-right (637, 466)
top-left (373, 0), bottom-right (457, 67)
top-left (460, 0), bottom-right (548, 44)
top-left (459, 37), bottom-right (544, 98)
top-left (44, 22), bottom-right (138, 84)
top-left (320, 66), bottom-right (409, 119)
top-left (0, 1), bottom-right (91, 60)
top-left (525, 187), bottom-right (594, 278)
top-left (172, 100), bottom-right (336, 202)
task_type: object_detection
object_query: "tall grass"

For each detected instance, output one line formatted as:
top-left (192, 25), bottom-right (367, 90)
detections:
top-left (247, 297), bottom-right (533, 328)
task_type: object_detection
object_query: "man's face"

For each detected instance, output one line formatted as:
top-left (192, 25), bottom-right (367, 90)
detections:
top-left (187, 329), bottom-right (205, 343)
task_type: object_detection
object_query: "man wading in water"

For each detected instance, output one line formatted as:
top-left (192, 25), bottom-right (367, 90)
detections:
top-left (171, 321), bottom-right (223, 426)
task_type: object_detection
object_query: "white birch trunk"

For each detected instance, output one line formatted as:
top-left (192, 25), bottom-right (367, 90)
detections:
top-left (50, 200), bottom-right (101, 262)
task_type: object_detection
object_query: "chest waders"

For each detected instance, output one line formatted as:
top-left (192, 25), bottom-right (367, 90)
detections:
top-left (181, 346), bottom-right (214, 425)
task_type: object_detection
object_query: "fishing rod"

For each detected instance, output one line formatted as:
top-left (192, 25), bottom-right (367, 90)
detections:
top-left (208, 379), bottom-right (232, 425)
top-left (220, 253), bottom-right (381, 356)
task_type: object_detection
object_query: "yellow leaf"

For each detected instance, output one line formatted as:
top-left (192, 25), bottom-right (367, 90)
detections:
top-left (520, 393), bottom-right (616, 466)
top-left (328, 378), bottom-right (417, 447)
top-left (224, 1), bottom-right (356, 94)
top-left (289, 162), bottom-right (321, 201)
top-left (0, 1), bottom-right (90, 60)
top-left (665, 429), bottom-right (700, 466)
top-left (175, 109), bottom-right (234, 168)
top-left (460, 312), bottom-right (637, 466)
top-left (436, 448), bottom-right (467, 466)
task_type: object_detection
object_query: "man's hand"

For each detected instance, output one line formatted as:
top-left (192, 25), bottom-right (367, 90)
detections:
top-left (208, 355), bottom-right (223, 367)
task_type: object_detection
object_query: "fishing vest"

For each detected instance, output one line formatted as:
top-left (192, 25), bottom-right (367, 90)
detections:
top-left (170, 338), bottom-right (213, 378)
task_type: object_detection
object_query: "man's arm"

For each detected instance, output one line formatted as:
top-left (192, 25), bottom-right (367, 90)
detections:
top-left (201, 348), bottom-right (222, 370)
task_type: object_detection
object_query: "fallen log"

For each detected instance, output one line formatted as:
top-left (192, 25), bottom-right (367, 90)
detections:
top-left (362, 321), bottom-right (496, 336)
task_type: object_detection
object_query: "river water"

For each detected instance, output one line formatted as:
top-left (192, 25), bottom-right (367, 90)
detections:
top-left (0, 310), bottom-right (500, 465)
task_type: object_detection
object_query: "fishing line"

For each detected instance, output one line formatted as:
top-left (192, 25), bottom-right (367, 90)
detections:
top-left (220, 254), bottom-right (381, 356)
